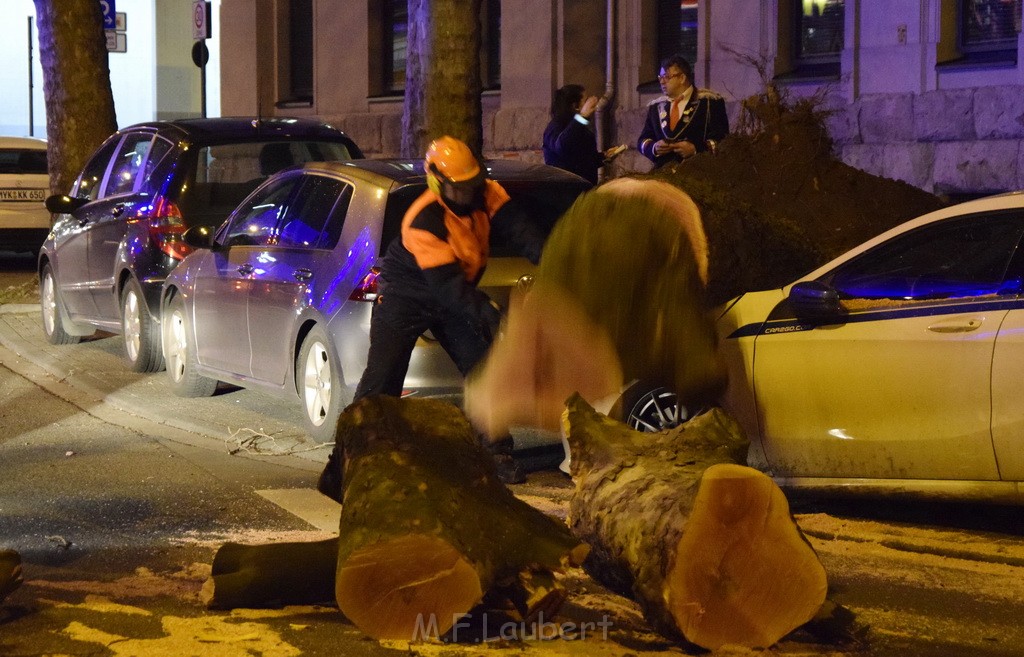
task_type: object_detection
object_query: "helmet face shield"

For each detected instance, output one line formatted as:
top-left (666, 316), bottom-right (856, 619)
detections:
top-left (429, 162), bottom-right (485, 214)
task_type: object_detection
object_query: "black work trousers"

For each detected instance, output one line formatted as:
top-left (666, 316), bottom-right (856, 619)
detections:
top-left (353, 291), bottom-right (491, 401)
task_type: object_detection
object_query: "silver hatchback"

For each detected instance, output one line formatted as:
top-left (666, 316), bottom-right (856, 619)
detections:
top-left (161, 159), bottom-right (590, 440)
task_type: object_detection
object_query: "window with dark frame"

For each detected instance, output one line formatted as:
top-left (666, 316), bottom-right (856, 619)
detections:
top-left (382, 0), bottom-right (500, 95)
top-left (792, 0), bottom-right (844, 77)
top-left (286, 0), bottom-right (313, 104)
top-left (959, 0), bottom-right (1021, 63)
top-left (656, 0), bottom-right (698, 68)
top-left (383, 0), bottom-right (408, 94)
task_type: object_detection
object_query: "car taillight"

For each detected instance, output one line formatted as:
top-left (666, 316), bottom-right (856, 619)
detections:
top-left (349, 267), bottom-right (381, 302)
top-left (145, 197), bottom-right (192, 261)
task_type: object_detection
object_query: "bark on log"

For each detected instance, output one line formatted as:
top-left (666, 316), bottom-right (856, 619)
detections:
top-left (204, 397), bottom-right (587, 639)
top-left (333, 396), bottom-right (588, 640)
top-left (563, 394), bottom-right (827, 650)
top-left (0, 549), bottom-right (22, 603)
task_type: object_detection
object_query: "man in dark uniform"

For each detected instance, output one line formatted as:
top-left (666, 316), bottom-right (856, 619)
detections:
top-left (637, 55), bottom-right (729, 168)
top-left (317, 136), bottom-right (544, 500)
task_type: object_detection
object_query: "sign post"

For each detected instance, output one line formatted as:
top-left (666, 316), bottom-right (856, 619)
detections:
top-left (192, 1), bottom-right (211, 118)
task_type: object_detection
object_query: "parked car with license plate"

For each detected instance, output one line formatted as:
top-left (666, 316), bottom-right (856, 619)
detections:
top-left (37, 118), bottom-right (362, 373)
top-left (160, 159), bottom-right (590, 440)
top-left (0, 136), bottom-right (50, 254)
top-left (649, 190), bottom-right (1024, 503)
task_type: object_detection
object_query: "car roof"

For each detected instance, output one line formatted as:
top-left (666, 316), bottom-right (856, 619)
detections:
top-left (302, 158), bottom-right (592, 187)
top-left (0, 136), bottom-right (47, 150)
top-left (111, 117), bottom-right (361, 151)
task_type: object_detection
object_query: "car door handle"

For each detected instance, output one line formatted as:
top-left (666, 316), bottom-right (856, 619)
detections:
top-left (927, 318), bottom-right (983, 333)
top-left (111, 204), bottom-right (125, 218)
top-left (237, 264), bottom-right (254, 276)
top-left (293, 268), bottom-right (313, 283)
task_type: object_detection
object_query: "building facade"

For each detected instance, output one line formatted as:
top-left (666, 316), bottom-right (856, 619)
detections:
top-left (218, 0), bottom-right (1024, 196)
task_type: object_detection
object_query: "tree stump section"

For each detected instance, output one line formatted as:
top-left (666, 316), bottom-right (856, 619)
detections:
top-left (333, 396), bottom-right (588, 640)
top-left (203, 397), bottom-right (587, 642)
top-left (563, 394), bottom-right (827, 650)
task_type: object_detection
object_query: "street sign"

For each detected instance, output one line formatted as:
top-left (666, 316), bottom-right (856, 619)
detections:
top-left (105, 9), bottom-right (127, 54)
top-left (99, 0), bottom-right (117, 30)
top-left (192, 0), bottom-right (211, 40)
top-left (105, 30), bottom-right (126, 53)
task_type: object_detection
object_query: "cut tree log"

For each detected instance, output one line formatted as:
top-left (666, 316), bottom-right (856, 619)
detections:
top-left (333, 396), bottom-right (588, 640)
top-left (203, 396), bottom-right (588, 641)
top-left (0, 549), bottom-right (22, 603)
top-left (563, 394), bottom-right (827, 650)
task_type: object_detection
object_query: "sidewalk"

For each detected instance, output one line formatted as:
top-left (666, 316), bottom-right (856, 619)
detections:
top-left (0, 303), bottom-right (325, 469)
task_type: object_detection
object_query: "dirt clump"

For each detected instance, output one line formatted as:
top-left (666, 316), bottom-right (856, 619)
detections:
top-left (645, 86), bottom-right (947, 306)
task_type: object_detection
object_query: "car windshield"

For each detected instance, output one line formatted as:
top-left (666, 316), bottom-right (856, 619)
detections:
top-left (0, 149), bottom-right (47, 175)
top-left (179, 140), bottom-right (355, 227)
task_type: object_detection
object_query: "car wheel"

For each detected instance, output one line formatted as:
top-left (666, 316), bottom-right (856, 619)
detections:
top-left (620, 384), bottom-right (705, 433)
top-left (39, 264), bottom-right (81, 346)
top-left (297, 325), bottom-right (344, 442)
top-left (162, 293), bottom-right (218, 397)
top-left (121, 278), bottom-right (164, 372)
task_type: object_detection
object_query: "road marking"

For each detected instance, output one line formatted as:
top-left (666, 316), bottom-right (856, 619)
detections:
top-left (256, 488), bottom-right (340, 533)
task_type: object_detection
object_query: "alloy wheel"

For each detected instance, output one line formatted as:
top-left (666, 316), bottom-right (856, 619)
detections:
top-left (627, 387), bottom-right (692, 433)
top-left (302, 341), bottom-right (332, 427)
top-left (122, 289), bottom-right (142, 362)
top-left (165, 309), bottom-right (187, 383)
top-left (41, 273), bottom-right (56, 336)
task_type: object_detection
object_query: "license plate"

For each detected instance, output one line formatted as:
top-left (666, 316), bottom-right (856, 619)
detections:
top-left (0, 188), bottom-right (46, 202)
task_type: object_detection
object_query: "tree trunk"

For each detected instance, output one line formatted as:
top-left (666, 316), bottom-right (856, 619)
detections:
top-left (34, 0), bottom-right (118, 196)
top-left (202, 397), bottom-right (586, 642)
top-left (563, 394), bottom-right (828, 650)
top-left (333, 396), bottom-right (586, 640)
top-left (402, 0), bottom-right (483, 157)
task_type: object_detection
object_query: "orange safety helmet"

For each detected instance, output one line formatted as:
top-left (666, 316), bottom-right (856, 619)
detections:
top-left (424, 136), bottom-right (486, 212)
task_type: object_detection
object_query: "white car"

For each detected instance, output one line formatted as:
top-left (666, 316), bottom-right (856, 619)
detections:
top-left (715, 190), bottom-right (1024, 503)
top-left (0, 136), bottom-right (49, 254)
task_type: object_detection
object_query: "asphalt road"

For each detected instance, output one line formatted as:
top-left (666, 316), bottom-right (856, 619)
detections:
top-left (4, 252), bottom-right (1024, 656)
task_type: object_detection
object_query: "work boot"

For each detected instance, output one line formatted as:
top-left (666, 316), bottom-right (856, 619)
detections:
top-left (483, 436), bottom-right (526, 485)
top-left (317, 447), bottom-right (344, 503)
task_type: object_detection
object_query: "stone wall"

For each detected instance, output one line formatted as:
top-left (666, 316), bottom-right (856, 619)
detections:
top-left (834, 86), bottom-right (1024, 196)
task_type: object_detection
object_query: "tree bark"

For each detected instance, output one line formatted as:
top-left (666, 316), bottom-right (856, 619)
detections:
top-left (34, 0), bottom-right (118, 196)
top-left (333, 396), bottom-right (586, 640)
top-left (402, 0), bottom-right (483, 157)
top-left (202, 397), bottom-right (586, 642)
top-left (563, 394), bottom-right (828, 650)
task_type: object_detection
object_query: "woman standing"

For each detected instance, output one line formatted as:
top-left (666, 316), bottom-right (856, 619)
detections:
top-left (542, 84), bottom-right (623, 185)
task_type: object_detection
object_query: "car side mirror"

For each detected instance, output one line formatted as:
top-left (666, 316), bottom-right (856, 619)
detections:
top-left (788, 280), bottom-right (843, 320)
top-left (182, 225), bottom-right (218, 250)
top-left (45, 194), bottom-right (88, 214)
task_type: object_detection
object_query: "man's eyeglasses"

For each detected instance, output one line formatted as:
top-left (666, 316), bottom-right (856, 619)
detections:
top-left (658, 71), bottom-right (683, 82)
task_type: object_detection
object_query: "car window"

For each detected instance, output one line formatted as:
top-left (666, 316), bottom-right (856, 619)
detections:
top-left (0, 148), bottom-right (46, 174)
top-left (826, 211), bottom-right (1024, 302)
top-left (105, 133), bottom-right (156, 197)
top-left (181, 140), bottom-right (354, 228)
top-left (74, 138), bottom-right (120, 201)
top-left (491, 181), bottom-right (590, 257)
top-left (138, 137), bottom-right (175, 191)
top-left (220, 175), bottom-right (302, 247)
top-left (278, 174), bottom-right (353, 249)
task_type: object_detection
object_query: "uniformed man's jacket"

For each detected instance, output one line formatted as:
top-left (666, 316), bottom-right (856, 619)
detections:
top-left (637, 88), bottom-right (729, 167)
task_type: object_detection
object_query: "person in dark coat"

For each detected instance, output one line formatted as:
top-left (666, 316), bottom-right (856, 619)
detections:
top-left (637, 55), bottom-right (729, 168)
top-left (317, 136), bottom-right (545, 498)
top-left (543, 84), bottom-right (624, 184)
